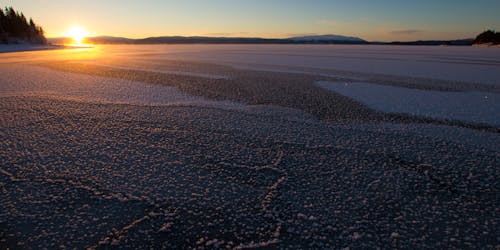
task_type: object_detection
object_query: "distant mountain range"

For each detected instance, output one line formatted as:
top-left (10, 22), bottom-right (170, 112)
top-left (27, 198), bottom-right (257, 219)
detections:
top-left (48, 34), bottom-right (369, 45)
top-left (48, 34), bottom-right (473, 46)
top-left (289, 34), bottom-right (366, 43)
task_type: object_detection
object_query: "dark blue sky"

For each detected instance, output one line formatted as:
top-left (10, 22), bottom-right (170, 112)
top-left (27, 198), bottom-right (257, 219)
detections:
top-left (3, 0), bottom-right (499, 40)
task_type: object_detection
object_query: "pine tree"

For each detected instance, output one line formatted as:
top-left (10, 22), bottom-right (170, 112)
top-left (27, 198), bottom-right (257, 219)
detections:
top-left (0, 8), bottom-right (4, 27)
top-left (473, 30), bottom-right (500, 45)
top-left (0, 6), bottom-right (47, 44)
top-left (0, 8), bottom-right (6, 44)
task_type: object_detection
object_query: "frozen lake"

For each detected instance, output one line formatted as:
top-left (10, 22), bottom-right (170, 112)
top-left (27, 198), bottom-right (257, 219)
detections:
top-left (1, 45), bottom-right (499, 249)
top-left (3, 44), bottom-right (500, 85)
top-left (145, 44), bottom-right (500, 86)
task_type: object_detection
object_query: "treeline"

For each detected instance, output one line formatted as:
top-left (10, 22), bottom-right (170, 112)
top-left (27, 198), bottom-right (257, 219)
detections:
top-left (0, 7), bottom-right (46, 44)
top-left (473, 30), bottom-right (500, 45)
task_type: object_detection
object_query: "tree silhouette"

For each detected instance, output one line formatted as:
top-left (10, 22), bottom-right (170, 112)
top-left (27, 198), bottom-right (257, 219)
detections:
top-left (473, 30), bottom-right (500, 45)
top-left (0, 8), bottom-right (6, 43)
top-left (0, 6), bottom-right (46, 44)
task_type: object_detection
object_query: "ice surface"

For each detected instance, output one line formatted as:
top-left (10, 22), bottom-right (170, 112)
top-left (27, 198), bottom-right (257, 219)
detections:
top-left (0, 65), bottom-right (239, 108)
top-left (83, 62), bottom-right (229, 79)
top-left (350, 122), bottom-right (500, 152)
top-left (155, 44), bottom-right (500, 85)
top-left (1, 45), bottom-right (499, 248)
top-left (0, 64), bottom-right (315, 121)
top-left (0, 44), bottom-right (60, 53)
top-left (317, 81), bottom-right (500, 126)
top-left (3, 44), bottom-right (499, 85)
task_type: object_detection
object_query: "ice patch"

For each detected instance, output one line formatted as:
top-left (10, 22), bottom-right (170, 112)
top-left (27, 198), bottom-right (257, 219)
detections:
top-left (0, 65), bottom-right (238, 108)
top-left (81, 62), bottom-right (229, 79)
top-left (0, 65), bottom-right (315, 122)
top-left (351, 122), bottom-right (500, 152)
top-left (230, 64), bottom-right (366, 81)
top-left (317, 81), bottom-right (500, 127)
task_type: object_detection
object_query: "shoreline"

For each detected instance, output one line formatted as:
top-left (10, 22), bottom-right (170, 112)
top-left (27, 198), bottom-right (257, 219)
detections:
top-left (472, 43), bottom-right (500, 47)
top-left (0, 44), bottom-right (69, 53)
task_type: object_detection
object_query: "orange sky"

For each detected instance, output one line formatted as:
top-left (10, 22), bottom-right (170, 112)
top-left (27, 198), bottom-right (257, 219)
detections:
top-left (2, 0), bottom-right (499, 41)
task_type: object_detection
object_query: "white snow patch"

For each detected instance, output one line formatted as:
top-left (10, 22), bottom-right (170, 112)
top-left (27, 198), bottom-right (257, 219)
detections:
top-left (0, 65), bottom-right (239, 109)
top-left (317, 81), bottom-right (500, 127)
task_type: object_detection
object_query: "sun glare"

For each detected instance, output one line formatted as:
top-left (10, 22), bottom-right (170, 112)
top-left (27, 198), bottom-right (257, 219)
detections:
top-left (65, 26), bottom-right (89, 45)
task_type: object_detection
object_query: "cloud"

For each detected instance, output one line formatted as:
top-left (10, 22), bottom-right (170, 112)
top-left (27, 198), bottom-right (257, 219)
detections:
top-left (390, 29), bottom-right (424, 35)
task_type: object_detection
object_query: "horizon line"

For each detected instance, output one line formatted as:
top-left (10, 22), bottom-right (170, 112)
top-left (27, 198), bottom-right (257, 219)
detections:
top-left (47, 34), bottom-right (475, 43)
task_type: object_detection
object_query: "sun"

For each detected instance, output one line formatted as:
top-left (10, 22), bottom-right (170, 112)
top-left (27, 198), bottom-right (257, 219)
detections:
top-left (65, 26), bottom-right (89, 45)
